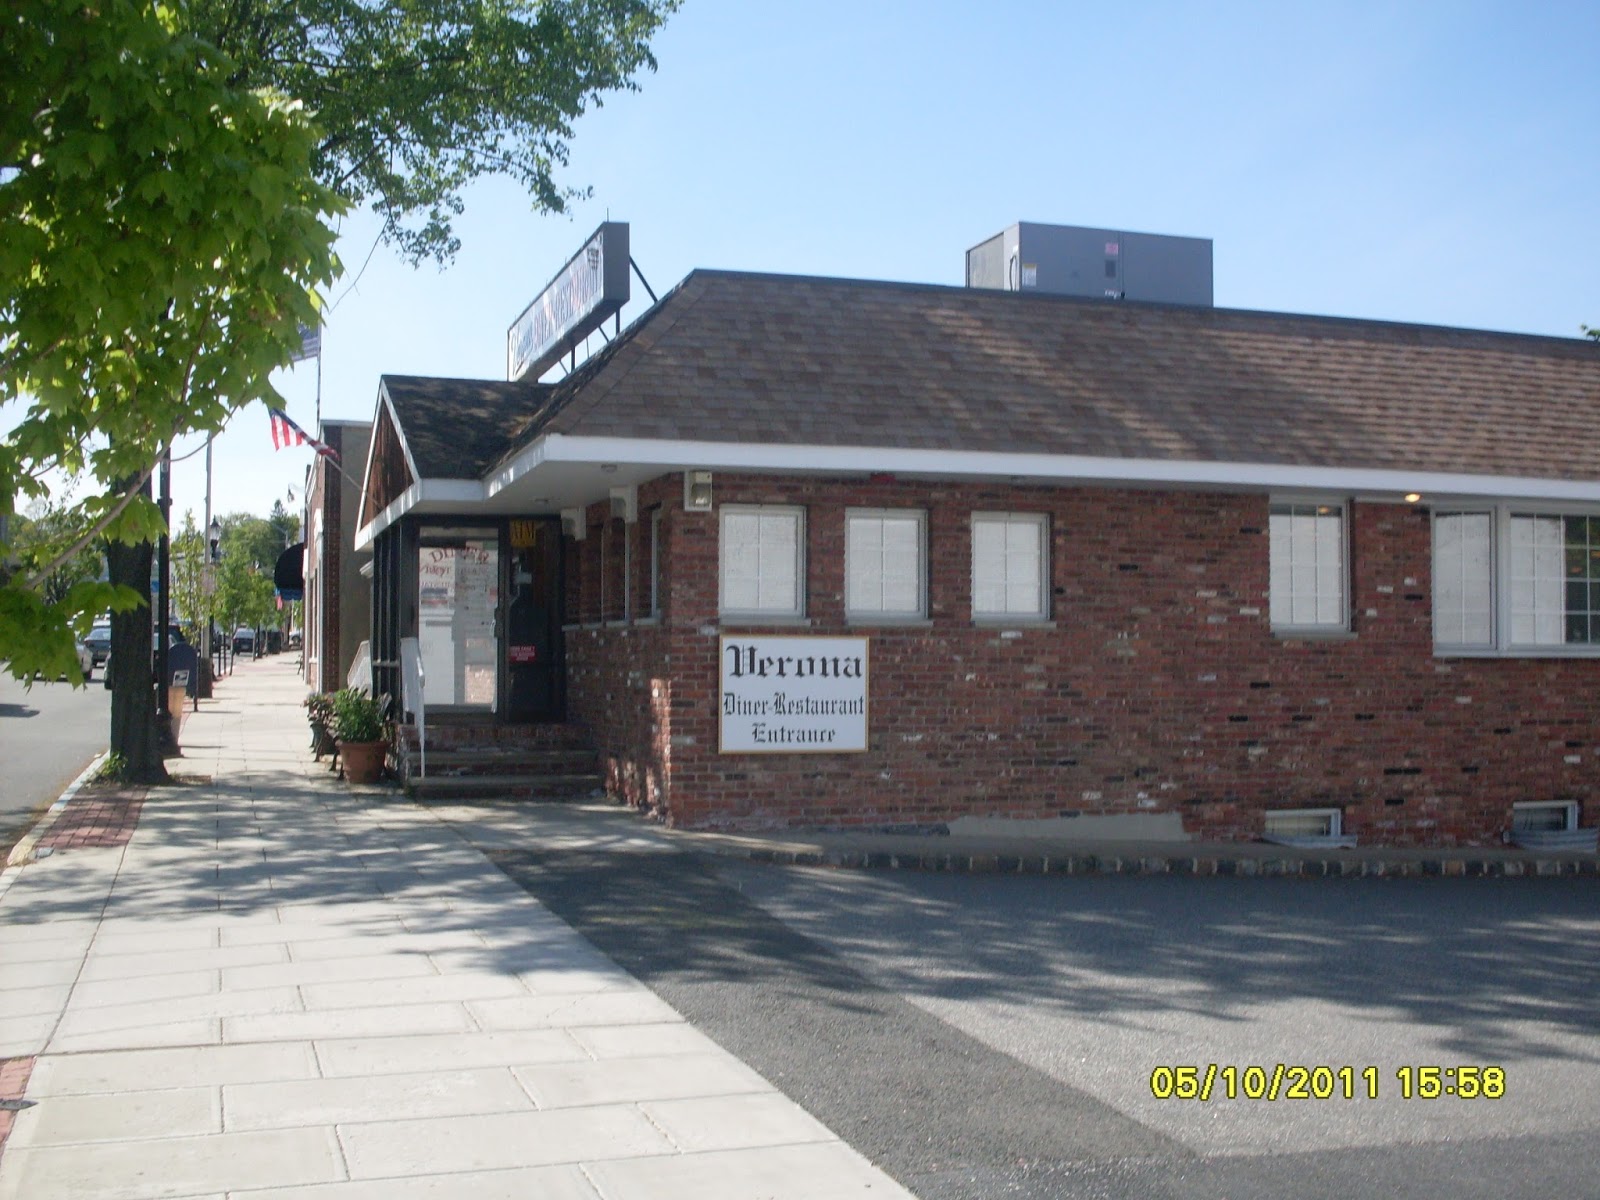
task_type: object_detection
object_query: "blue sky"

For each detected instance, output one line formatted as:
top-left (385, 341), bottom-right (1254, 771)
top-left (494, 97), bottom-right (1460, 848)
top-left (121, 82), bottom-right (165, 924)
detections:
top-left (155, 0), bottom-right (1599, 527)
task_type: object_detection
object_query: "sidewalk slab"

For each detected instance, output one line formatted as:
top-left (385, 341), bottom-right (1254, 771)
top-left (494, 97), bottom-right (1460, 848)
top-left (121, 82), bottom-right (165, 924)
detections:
top-left (0, 1127), bottom-right (343, 1200)
top-left (0, 656), bottom-right (945, 1200)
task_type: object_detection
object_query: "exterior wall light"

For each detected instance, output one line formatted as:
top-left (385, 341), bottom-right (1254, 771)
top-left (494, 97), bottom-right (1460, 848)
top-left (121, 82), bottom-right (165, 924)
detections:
top-left (684, 470), bottom-right (714, 512)
top-left (1404, 493), bottom-right (1422, 504)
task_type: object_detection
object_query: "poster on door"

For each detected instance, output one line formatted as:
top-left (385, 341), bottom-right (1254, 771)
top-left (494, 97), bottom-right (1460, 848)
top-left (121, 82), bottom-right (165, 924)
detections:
top-left (418, 543), bottom-right (498, 708)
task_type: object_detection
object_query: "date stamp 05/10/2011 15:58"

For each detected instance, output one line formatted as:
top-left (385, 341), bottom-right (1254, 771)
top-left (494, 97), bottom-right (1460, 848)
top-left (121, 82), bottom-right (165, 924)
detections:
top-left (1149, 1064), bottom-right (1507, 1103)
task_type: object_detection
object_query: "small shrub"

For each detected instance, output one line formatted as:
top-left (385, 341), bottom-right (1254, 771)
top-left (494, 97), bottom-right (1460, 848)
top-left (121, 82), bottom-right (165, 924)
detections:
top-left (330, 688), bottom-right (387, 743)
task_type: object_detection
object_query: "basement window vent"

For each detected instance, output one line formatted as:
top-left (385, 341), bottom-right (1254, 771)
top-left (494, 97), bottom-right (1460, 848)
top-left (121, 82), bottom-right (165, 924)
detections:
top-left (1509, 801), bottom-right (1597, 853)
top-left (1262, 807), bottom-right (1357, 849)
top-left (1265, 808), bottom-right (1341, 838)
top-left (1511, 802), bottom-right (1578, 833)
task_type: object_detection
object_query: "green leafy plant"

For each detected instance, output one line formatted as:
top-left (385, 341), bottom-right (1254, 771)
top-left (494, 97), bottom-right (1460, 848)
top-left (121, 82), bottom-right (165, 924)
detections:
top-left (330, 688), bottom-right (387, 744)
top-left (303, 691), bottom-right (336, 727)
top-left (97, 751), bottom-right (129, 782)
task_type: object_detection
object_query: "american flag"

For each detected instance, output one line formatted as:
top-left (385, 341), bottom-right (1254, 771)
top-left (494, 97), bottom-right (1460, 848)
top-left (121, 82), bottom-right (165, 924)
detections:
top-left (268, 408), bottom-right (340, 462)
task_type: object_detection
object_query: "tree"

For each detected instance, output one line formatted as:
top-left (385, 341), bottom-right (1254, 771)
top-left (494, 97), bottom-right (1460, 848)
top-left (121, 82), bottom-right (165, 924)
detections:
top-left (170, 510), bottom-right (213, 644)
top-left (2, 1), bottom-right (343, 778)
top-left (191, 0), bottom-right (680, 264)
top-left (212, 513), bottom-right (283, 643)
top-left (8, 495), bottom-right (104, 611)
top-left (1584, 324), bottom-right (1598, 342)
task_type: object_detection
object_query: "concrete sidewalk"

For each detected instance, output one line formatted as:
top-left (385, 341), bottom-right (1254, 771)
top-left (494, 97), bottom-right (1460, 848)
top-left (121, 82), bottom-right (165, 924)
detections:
top-left (0, 657), bottom-right (913, 1200)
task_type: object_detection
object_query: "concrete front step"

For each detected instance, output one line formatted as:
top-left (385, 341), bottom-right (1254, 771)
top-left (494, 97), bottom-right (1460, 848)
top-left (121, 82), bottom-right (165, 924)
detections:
top-left (414, 747), bottom-right (600, 775)
top-left (405, 772), bottom-right (606, 801)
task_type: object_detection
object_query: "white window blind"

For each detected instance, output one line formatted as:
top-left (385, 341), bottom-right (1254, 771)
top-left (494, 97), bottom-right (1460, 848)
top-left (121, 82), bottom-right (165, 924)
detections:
top-left (720, 506), bottom-right (804, 618)
top-left (1433, 512), bottom-right (1493, 647)
top-left (971, 513), bottom-right (1046, 619)
top-left (847, 511), bottom-right (925, 618)
top-left (1268, 502), bottom-right (1346, 629)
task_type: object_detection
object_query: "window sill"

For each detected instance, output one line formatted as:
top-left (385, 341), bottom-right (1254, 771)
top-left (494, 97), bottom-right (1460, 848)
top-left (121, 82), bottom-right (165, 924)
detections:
top-left (973, 617), bottom-right (1056, 630)
top-left (1435, 646), bottom-right (1600, 659)
top-left (1272, 628), bottom-right (1356, 642)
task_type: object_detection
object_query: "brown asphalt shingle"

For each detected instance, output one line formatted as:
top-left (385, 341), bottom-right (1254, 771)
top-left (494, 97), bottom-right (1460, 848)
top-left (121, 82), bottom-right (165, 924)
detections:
top-left (396, 271), bottom-right (1600, 483)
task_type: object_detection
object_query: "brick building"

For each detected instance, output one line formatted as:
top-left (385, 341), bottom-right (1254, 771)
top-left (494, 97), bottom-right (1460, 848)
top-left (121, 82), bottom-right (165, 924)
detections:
top-left (352, 270), bottom-right (1600, 847)
top-left (303, 419), bottom-right (372, 694)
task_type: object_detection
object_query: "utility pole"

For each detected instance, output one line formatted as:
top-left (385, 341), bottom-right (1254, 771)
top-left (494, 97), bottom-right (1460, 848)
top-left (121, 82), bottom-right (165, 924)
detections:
top-left (156, 448), bottom-right (173, 750)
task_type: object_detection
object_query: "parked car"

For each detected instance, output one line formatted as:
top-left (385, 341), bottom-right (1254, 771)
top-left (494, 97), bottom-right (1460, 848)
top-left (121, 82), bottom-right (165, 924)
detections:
top-left (232, 627), bottom-right (255, 656)
top-left (84, 620), bottom-right (112, 667)
top-left (102, 622), bottom-right (189, 689)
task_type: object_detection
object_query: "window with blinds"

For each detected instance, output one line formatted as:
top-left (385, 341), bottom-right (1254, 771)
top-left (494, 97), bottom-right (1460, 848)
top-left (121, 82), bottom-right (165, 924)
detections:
top-left (719, 505), bottom-right (805, 620)
top-left (846, 509), bottom-right (926, 621)
top-left (971, 512), bottom-right (1048, 620)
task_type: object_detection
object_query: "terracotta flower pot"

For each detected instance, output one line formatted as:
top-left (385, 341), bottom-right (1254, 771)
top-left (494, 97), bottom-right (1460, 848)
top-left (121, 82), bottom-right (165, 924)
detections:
top-left (339, 739), bottom-right (387, 785)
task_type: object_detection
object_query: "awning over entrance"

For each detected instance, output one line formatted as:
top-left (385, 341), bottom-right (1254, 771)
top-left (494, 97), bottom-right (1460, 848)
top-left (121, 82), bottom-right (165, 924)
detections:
top-left (274, 542), bottom-right (305, 603)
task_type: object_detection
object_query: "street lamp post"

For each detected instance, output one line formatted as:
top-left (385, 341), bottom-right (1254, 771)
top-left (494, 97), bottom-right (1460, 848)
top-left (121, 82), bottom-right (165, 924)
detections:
top-left (207, 518), bottom-right (222, 674)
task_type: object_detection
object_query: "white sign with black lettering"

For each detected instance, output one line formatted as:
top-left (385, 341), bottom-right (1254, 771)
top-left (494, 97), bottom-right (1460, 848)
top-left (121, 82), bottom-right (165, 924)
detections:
top-left (719, 635), bottom-right (869, 754)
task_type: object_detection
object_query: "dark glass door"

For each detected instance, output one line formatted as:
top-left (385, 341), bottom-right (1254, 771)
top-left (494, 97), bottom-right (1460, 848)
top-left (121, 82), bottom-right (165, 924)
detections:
top-left (506, 518), bottom-right (563, 721)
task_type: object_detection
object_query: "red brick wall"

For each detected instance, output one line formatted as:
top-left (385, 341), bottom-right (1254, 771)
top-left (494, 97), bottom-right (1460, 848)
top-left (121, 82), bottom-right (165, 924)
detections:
top-left (304, 426), bottom-right (342, 694)
top-left (563, 473), bottom-right (1600, 846)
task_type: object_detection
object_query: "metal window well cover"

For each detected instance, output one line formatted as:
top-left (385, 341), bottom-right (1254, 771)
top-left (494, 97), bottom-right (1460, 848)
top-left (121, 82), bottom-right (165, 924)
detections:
top-left (1511, 828), bottom-right (1600, 853)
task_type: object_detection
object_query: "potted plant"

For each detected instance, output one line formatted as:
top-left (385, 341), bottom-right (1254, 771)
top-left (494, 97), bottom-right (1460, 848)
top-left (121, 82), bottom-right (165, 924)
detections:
top-left (331, 687), bottom-right (389, 784)
top-left (304, 691), bottom-right (337, 760)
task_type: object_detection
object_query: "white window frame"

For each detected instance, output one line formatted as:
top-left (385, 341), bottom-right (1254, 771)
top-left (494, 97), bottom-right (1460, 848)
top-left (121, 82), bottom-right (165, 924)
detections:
top-left (970, 512), bottom-right (1049, 622)
top-left (846, 508), bottom-right (927, 623)
top-left (1432, 504), bottom-right (1600, 657)
top-left (1268, 498), bottom-right (1349, 634)
top-left (1264, 807), bottom-right (1343, 838)
top-left (719, 504), bottom-right (806, 621)
top-left (1511, 801), bottom-right (1578, 833)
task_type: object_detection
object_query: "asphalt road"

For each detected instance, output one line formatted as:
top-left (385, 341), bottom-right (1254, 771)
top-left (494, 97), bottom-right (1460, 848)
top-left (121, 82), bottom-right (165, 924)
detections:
top-left (0, 671), bottom-right (109, 854)
top-left (489, 840), bottom-right (1600, 1200)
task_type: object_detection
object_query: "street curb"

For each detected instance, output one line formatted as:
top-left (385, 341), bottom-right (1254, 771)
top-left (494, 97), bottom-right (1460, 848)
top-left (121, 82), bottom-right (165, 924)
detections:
top-left (2, 751), bottom-right (108, 877)
top-left (704, 842), bottom-right (1600, 880)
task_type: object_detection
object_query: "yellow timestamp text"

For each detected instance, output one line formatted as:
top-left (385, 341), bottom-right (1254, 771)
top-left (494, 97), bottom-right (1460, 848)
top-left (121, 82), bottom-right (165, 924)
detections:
top-left (1149, 1064), bottom-right (1506, 1102)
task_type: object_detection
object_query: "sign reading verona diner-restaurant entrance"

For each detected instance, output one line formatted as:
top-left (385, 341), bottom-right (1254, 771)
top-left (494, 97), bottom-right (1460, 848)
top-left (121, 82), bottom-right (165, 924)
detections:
top-left (719, 636), bottom-right (869, 753)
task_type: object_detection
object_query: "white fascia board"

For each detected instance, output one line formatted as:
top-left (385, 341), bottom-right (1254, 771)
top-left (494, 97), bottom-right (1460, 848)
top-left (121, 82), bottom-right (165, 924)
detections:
top-left (499, 434), bottom-right (1600, 506)
top-left (354, 479), bottom-right (486, 550)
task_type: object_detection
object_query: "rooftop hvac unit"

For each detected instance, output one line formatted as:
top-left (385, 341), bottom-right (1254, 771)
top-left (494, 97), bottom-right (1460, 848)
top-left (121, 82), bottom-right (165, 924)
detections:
top-left (966, 222), bottom-right (1213, 307)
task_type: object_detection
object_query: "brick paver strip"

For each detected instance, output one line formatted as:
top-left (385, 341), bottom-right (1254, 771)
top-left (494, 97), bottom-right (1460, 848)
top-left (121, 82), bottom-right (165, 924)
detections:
top-left (0, 1057), bottom-right (36, 1161)
top-left (36, 784), bottom-right (147, 852)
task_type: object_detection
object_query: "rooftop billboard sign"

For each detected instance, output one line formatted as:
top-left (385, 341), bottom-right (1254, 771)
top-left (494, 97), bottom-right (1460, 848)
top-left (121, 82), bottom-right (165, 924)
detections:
top-left (506, 222), bottom-right (631, 382)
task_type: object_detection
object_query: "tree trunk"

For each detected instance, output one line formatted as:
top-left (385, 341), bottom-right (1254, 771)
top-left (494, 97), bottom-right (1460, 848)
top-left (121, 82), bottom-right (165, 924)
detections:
top-left (106, 534), bottom-right (169, 785)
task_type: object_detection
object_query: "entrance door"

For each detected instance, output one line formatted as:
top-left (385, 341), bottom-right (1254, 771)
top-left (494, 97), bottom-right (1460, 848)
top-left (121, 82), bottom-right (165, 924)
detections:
top-left (506, 518), bottom-right (562, 721)
top-left (417, 535), bottom-right (499, 711)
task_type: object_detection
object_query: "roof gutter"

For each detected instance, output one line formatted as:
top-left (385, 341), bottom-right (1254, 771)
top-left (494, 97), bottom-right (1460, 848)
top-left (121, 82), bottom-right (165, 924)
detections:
top-left (492, 433), bottom-right (1600, 506)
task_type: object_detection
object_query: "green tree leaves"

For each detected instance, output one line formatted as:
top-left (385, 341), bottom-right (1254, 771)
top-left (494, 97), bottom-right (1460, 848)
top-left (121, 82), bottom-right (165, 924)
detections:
top-left (0, 1), bottom-right (343, 682)
top-left (191, 0), bottom-right (679, 264)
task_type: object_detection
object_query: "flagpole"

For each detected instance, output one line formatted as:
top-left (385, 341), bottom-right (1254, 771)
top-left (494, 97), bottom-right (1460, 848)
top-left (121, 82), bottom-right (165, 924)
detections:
top-left (315, 326), bottom-right (323, 432)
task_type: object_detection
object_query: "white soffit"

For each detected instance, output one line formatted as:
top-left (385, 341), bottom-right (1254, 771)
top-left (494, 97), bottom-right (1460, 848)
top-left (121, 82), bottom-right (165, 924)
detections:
top-left (491, 433), bottom-right (1600, 506)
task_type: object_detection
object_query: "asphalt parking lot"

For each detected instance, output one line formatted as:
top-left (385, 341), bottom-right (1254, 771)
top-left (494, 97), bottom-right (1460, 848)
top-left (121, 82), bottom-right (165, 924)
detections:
top-left (484, 822), bottom-right (1600, 1200)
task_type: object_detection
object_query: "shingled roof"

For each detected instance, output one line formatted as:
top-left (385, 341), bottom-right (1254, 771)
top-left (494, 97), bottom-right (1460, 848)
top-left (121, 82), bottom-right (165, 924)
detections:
top-left (381, 375), bottom-right (552, 479)
top-left (475, 269), bottom-right (1600, 483)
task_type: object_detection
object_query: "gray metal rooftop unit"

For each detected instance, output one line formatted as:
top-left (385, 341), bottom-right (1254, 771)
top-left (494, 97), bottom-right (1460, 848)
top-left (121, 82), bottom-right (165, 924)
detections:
top-left (966, 222), bottom-right (1213, 306)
